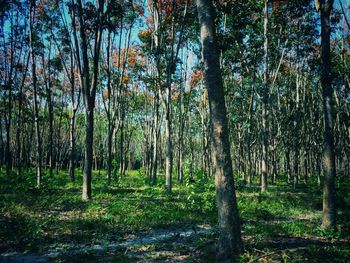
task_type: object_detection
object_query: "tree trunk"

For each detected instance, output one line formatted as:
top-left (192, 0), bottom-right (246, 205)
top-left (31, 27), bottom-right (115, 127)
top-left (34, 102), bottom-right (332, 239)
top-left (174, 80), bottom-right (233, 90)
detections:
top-left (285, 148), bottom-right (291, 183)
top-left (196, 0), bottom-right (243, 260)
top-left (69, 112), bottom-right (76, 181)
top-left (0, 117), bottom-right (4, 167)
top-left (177, 85), bottom-right (185, 183)
top-left (151, 88), bottom-right (160, 184)
top-left (73, 0), bottom-right (104, 200)
top-left (16, 55), bottom-right (29, 177)
top-left (261, 0), bottom-right (269, 193)
top-left (316, 0), bottom-right (336, 230)
top-left (165, 85), bottom-right (173, 193)
top-left (46, 80), bottom-right (54, 177)
top-left (106, 123), bottom-right (113, 182)
top-left (83, 106), bottom-right (93, 200)
top-left (293, 150), bottom-right (299, 189)
top-left (119, 113), bottom-right (125, 177)
top-left (16, 96), bottom-right (22, 176)
top-left (5, 87), bottom-right (12, 176)
top-left (30, 2), bottom-right (43, 187)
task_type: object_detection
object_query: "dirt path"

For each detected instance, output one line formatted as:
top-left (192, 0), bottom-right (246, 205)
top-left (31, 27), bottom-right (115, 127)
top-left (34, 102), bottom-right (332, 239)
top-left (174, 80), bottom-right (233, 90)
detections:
top-left (2, 225), bottom-right (348, 262)
top-left (0, 225), bottom-right (214, 262)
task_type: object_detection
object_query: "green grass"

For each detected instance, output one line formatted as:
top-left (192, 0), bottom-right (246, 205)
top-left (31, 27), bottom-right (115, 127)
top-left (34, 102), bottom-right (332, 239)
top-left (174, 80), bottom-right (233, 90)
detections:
top-left (0, 169), bottom-right (215, 253)
top-left (0, 168), bottom-right (349, 262)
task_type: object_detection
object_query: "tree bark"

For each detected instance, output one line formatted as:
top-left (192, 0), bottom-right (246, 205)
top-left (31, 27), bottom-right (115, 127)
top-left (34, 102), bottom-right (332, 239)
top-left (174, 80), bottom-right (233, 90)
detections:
top-left (29, 1), bottom-right (43, 187)
top-left (73, 0), bottom-right (104, 200)
top-left (83, 105), bottom-right (93, 200)
top-left (261, 0), bottom-right (269, 193)
top-left (151, 89), bottom-right (160, 184)
top-left (316, 0), bottom-right (336, 230)
top-left (196, 0), bottom-right (243, 260)
top-left (165, 85), bottom-right (173, 193)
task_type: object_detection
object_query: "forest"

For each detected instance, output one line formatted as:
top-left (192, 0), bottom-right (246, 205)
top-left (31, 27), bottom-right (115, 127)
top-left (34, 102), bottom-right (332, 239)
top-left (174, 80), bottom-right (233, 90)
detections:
top-left (0, 0), bottom-right (349, 262)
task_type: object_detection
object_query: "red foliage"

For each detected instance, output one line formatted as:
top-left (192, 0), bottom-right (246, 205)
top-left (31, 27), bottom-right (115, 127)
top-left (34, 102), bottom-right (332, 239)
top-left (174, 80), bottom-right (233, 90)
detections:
top-left (138, 28), bottom-right (153, 39)
top-left (189, 70), bottom-right (203, 88)
top-left (272, 0), bottom-right (288, 12)
top-left (133, 1), bottom-right (144, 16)
top-left (173, 92), bottom-right (180, 100)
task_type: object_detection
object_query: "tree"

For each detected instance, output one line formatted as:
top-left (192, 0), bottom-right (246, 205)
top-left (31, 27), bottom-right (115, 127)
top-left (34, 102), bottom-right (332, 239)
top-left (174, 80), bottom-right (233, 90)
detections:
top-left (145, 0), bottom-right (190, 192)
top-left (196, 0), bottom-right (243, 260)
top-left (315, 0), bottom-right (336, 230)
top-left (71, 0), bottom-right (105, 200)
top-left (29, 0), bottom-right (43, 187)
top-left (53, 7), bottom-right (81, 181)
top-left (100, 1), bottom-right (133, 182)
top-left (261, 0), bottom-right (269, 192)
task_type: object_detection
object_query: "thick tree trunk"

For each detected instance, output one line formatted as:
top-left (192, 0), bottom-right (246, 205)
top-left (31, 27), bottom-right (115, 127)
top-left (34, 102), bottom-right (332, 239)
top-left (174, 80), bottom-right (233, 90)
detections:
top-left (196, 0), bottom-right (243, 260)
top-left (316, 0), bottom-right (336, 230)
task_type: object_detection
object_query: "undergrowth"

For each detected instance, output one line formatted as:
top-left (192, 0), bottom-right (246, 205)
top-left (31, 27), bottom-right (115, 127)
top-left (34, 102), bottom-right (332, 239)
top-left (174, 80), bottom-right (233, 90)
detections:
top-left (0, 168), bottom-right (349, 262)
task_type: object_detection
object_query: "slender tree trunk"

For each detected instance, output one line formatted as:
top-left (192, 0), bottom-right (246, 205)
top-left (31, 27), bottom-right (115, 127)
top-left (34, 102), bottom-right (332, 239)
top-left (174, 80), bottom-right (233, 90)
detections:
top-left (69, 111), bottom-right (76, 181)
top-left (303, 150), bottom-right (308, 184)
top-left (47, 83), bottom-right (54, 177)
top-left (16, 98), bottom-right (22, 176)
top-left (30, 2), bottom-right (42, 187)
top-left (197, 0), bottom-right (242, 260)
top-left (5, 93), bottom-right (12, 176)
top-left (200, 108), bottom-right (208, 174)
top-left (247, 147), bottom-right (252, 185)
top-left (16, 55), bottom-right (29, 176)
top-left (32, 55), bottom-right (42, 186)
top-left (73, 0), bottom-right (104, 200)
top-left (3, 17), bottom-right (14, 176)
top-left (0, 117), bottom-right (4, 167)
top-left (285, 148), bottom-right (291, 183)
top-left (151, 90), bottom-right (159, 184)
top-left (5, 81), bottom-right (12, 176)
top-left (83, 105), bottom-right (94, 200)
top-left (293, 149), bottom-right (299, 188)
top-left (69, 49), bottom-right (78, 182)
top-left (165, 85), bottom-right (173, 193)
top-left (261, 0), bottom-right (269, 193)
top-left (106, 123), bottom-right (113, 182)
top-left (105, 31), bottom-right (113, 183)
top-left (189, 135), bottom-right (194, 180)
top-left (119, 113), bottom-right (125, 177)
top-left (177, 86), bottom-right (185, 183)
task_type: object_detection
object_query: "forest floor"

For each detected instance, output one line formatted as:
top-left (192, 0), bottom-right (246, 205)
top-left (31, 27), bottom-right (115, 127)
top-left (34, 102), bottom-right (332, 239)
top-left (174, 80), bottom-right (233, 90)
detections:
top-left (0, 169), bottom-right (349, 262)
